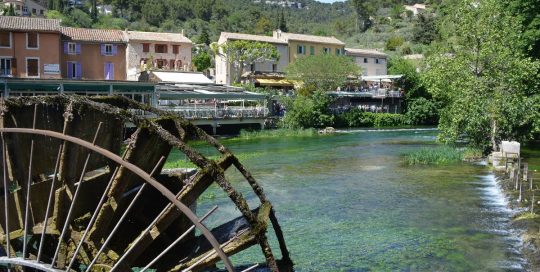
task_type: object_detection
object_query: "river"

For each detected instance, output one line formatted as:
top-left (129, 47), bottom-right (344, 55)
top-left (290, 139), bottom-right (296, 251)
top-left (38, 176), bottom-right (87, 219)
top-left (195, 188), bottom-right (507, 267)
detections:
top-left (193, 129), bottom-right (526, 271)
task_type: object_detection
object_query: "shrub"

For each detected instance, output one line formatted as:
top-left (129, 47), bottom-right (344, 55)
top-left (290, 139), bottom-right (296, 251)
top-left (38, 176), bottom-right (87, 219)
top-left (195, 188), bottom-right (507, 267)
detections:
top-left (335, 110), bottom-right (406, 128)
top-left (404, 97), bottom-right (439, 125)
top-left (385, 36), bottom-right (405, 51)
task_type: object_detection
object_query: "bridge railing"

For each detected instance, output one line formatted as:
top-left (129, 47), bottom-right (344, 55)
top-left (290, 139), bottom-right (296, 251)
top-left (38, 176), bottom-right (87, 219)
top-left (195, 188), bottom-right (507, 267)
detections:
top-left (157, 106), bottom-right (270, 120)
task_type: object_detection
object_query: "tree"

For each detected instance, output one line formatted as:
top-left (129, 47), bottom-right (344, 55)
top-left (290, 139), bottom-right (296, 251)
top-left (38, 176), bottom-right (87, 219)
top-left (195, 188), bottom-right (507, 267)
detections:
top-left (193, 51), bottom-right (212, 72)
top-left (255, 16), bottom-right (273, 34)
top-left (350, 0), bottom-right (376, 32)
top-left (197, 27), bottom-right (210, 45)
top-left (3, 4), bottom-right (16, 16)
top-left (281, 90), bottom-right (335, 129)
top-left (277, 9), bottom-right (287, 32)
top-left (507, 0), bottom-right (540, 59)
top-left (91, 0), bottom-right (97, 20)
top-left (212, 40), bottom-right (280, 83)
top-left (422, 0), bottom-right (540, 152)
top-left (285, 54), bottom-right (361, 92)
top-left (412, 13), bottom-right (438, 45)
top-left (385, 36), bottom-right (404, 51)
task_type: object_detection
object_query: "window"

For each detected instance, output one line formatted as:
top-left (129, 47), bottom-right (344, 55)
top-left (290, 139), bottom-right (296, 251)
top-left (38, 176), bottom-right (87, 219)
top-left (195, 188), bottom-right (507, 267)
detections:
top-left (172, 45), bottom-right (179, 54)
top-left (169, 59), bottom-right (175, 69)
top-left (32, 8), bottom-right (36, 14)
top-left (310, 46), bottom-right (314, 55)
top-left (22, 6), bottom-right (27, 13)
top-left (142, 43), bottom-right (150, 53)
top-left (27, 33), bottom-right (38, 49)
top-left (378, 58), bottom-right (385, 64)
top-left (297, 45), bottom-right (305, 55)
top-left (67, 42), bottom-right (77, 54)
top-left (250, 63), bottom-right (255, 72)
top-left (103, 44), bottom-right (114, 56)
top-left (1, 58), bottom-right (12, 76)
top-left (26, 58), bottom-right (39, 77)
top-left (156, 59), bottom-right (165, 69)
top-left (375, 58), bottom-right (380, 64)
top-left (272, 63), bottom-right (277, 72)
top-left (104, 62), bottom-right (114, 80)
top-left (0, 32), bottom-right (11, 47)
top-left (40, 9), bottom-right (44, 15)
top-left (336, 48), bottom-right (342, 55)
top-left (155, 44), bottom-right (167, 53)
top-left (363, 58), bottom-right (368, 63)
top-left (67, 61), bottom-right (81, 79)
top-left (323, 47), bottom-right (330, 54)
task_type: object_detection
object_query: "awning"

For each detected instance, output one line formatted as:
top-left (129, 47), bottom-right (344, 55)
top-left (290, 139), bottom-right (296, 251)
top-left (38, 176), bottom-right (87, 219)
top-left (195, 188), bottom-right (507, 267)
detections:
top-left (255, 78), bottom-right (294, 87)
top-left (158, 90), bottom-right (266, 100)
top-left (361, 75), bottom-right (403, 81)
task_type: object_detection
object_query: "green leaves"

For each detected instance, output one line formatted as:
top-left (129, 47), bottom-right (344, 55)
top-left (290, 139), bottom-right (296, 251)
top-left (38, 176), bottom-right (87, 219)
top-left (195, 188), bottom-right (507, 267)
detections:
top-left (214, 40), bottom-right (280, 83)
top-left (423, 0), bottom-right (540, 152)
top-left (285, 54), bottom-right (360, 92)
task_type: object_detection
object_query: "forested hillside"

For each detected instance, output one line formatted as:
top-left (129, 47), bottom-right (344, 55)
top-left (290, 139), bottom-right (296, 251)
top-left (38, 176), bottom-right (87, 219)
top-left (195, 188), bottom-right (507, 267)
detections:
top-left (45, 0), bottom-right (437, 51)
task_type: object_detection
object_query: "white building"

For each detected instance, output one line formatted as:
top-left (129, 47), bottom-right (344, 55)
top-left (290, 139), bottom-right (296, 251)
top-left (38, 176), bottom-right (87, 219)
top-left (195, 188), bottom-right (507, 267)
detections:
top-left (2, 0), bottom-right (46, 16)
top-left (345, 48), bottom-right (388, 76)
top-left (125, 31), bottom-right (193, 81)
top-left (215, 32), bottom-right (289, 85)
top-left (404, 3), bottom-right (427, 16)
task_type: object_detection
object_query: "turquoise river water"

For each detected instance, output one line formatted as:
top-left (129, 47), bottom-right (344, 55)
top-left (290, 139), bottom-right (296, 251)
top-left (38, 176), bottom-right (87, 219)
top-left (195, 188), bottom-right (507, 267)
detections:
top-left (194, 129), bottom-right (526, 271)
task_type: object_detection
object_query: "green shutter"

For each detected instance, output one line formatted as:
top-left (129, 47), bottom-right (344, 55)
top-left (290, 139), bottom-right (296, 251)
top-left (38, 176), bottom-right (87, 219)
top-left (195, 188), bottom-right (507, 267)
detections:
top-left (310, 46), bottom-right (314, 55)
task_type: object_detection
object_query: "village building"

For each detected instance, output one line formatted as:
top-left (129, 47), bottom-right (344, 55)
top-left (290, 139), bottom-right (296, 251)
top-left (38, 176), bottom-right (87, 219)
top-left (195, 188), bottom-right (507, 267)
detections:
top-left (125, 31), bottom-right (193, 81)
top-left (2, 0), bottom-right (47, 17)
top-left (273, 30), bottom-right (345, 63)
top-left (345, 48), bottom-right (388, 76)
top-left (215, 30), bottom-right (345, 88)
top-left (61, 27), bottom-right (127, 80)
top-left (0, 16), bottom-right (62, 79)
top-left (215, 32), bottom-right (289, 86)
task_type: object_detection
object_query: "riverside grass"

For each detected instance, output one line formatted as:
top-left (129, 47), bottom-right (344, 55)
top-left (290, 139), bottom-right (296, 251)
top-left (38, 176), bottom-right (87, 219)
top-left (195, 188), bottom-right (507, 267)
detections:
top-left (239, 128), bottom-right (317, 139)
top-left (405, 146), bottom-right (464, 165)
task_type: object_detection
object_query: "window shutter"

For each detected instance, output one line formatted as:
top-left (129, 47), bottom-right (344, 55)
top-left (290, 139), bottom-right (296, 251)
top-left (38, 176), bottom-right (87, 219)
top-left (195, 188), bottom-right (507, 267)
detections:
top-left (112, 45), bottom-right (117, 56)
top-left (75, 43), bottom-right (81, 55)
top-left (67, 62), bottom-right (73, 78)
top-left (63, 42), bottom-right (68, 54)
top-left (100, 44), bottom-right (105, 55)
top-left (110, 63), bottom-right (114, 80)
top-left (75, 63), bottom-right (82, 79)
top-left (11, 58), bottom-right (17, 75)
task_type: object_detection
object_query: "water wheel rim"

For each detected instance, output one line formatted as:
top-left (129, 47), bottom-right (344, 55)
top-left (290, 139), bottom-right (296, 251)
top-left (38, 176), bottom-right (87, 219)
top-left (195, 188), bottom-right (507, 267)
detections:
top-left (0, 127), bottom-right (235, 272)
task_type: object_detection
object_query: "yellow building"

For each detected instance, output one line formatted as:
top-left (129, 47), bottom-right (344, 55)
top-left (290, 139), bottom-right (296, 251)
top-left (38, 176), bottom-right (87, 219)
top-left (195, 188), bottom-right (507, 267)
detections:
top-left (272, 30), bottom-right (345, 63)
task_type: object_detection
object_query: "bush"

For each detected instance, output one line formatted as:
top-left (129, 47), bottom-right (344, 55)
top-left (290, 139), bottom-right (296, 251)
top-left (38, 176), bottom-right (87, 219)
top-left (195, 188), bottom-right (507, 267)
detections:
top-left (405, 146), bottom-right (463, 165)
top-left (281, 91), bottom-right (334, 129)
top-left (404, 97), bottom-right (439, 125)
top-left (385, 36), bottom-right (405, 51)
top-left (335, 110), bottom-right (406, 128)
top-left (239, 128), bottom-right (317, 138)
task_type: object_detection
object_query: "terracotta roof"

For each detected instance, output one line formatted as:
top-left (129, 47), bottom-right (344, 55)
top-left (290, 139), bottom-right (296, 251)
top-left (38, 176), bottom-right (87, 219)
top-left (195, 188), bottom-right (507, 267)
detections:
top-left (126, 31), bottom-right (192, 44)
top-left (0, 16), bottom-right (61, 32)
top-left (279, 32), bottom-right (345, 45)
top-left (61, 27), bottom-right (126, 43)
top-left (220, 32), bottom-right (287, 44)
top-left (345, 48), bottom-right (387, 58)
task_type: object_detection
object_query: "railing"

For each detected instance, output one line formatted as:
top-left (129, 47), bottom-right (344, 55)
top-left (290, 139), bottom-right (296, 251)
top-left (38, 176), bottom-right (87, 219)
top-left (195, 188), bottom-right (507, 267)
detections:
top-left (158, 106), bottom-right (269, 120)
top-left (336, 88), bottom-right (403, 98)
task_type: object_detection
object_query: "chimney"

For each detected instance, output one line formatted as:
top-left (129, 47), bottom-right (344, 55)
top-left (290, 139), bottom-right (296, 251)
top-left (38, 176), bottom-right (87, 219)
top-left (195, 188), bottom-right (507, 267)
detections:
top-left (181, 29), bottom-right (185, 36)
top-left (273, 29), bottom-right (282, 39)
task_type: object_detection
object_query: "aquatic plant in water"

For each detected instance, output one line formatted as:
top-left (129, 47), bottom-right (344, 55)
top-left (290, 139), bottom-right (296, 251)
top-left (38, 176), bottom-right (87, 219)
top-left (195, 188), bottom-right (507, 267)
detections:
top-left (405, 146), bottom-right (463, 165)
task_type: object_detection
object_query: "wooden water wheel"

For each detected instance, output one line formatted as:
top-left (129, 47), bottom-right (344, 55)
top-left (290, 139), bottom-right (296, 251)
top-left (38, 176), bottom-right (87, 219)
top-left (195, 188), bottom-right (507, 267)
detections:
top-left (0, 96), bottom-right (292, 272)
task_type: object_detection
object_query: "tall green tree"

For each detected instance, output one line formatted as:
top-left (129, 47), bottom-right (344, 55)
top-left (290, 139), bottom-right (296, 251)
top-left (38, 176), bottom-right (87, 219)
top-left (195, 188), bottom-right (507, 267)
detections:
top-left (350, 0), bottom-right (376, 32)
top-left (507, 0), bottom-right (540, 59)
top-left (422, 0), bottom-right (540, 152)
top-left (212, 40), bottom-right (280, 83)
top-left (285, 54), bottom-right (360, 92)
top-left (277, 10), bottom-right (288, 32)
